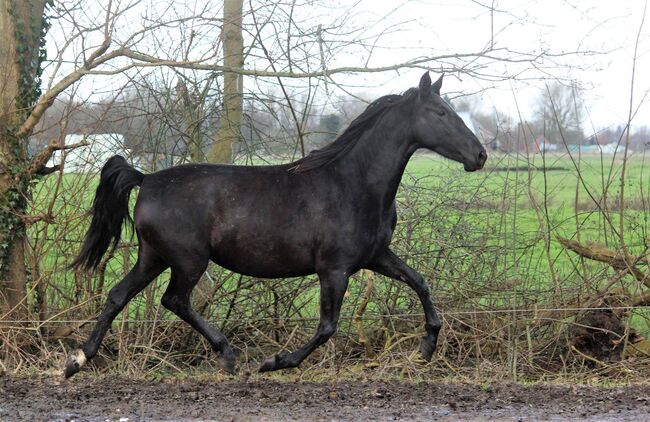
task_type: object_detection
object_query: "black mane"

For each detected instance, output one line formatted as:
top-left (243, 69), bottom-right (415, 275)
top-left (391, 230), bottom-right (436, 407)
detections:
top-left (288, 89), bottom-right (417, 173)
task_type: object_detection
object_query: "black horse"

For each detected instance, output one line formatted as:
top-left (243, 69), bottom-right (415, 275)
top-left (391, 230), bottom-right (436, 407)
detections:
top-left (64, 72), bottom-right (487, 378)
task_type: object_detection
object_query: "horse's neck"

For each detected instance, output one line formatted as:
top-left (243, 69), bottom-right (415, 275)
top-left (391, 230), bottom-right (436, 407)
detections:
top-left (337, 111), bottom-right (417, 202)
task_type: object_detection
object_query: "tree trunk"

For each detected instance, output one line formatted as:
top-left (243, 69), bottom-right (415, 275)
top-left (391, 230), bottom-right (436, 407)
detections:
top-left (176, 80), bottom-right (205, 162)
top-left (0, 0), bottom-right (47, 317)
top-left (208, 0), bottom-right (244, 164)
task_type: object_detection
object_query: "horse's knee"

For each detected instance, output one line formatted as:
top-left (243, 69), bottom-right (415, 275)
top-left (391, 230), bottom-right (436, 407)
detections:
top-left (412, 274), bottom-right (430, 294)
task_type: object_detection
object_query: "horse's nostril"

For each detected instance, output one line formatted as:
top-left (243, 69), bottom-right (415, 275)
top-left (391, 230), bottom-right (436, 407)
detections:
top-left (478, 151), bottom-right (487, 162)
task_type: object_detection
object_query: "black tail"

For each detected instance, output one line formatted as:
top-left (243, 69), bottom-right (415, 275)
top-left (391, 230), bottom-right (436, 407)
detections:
top-left (71, 155), bottom-right (144, 272)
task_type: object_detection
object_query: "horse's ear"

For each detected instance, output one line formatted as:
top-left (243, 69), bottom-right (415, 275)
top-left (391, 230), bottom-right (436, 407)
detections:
top-left (432, 74), bottom-right (443, 95)
top-left (419, 72), bottom-right (432, 99)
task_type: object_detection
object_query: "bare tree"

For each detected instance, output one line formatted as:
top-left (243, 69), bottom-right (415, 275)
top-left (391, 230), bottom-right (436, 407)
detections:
top-left (534, 82), bottom-right (585, 145)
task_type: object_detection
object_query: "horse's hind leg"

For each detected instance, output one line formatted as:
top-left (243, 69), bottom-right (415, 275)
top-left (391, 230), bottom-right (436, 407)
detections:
top-left (161, 266), bottom-right (236, 374)
top-left (65, 245), bottom-right (167, 378)
top-left (367, 248), bottom-right (441, 361)
top-left (259, 270), bottom-right (349, 372)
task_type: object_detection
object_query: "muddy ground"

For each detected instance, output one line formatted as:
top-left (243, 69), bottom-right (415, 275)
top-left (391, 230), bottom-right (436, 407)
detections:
top-left (2, 376), bottom-right (650, 421)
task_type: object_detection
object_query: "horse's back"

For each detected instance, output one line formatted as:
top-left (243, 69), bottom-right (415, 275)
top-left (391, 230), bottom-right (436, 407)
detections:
top-left (133, 163), bottom-right (332, 277)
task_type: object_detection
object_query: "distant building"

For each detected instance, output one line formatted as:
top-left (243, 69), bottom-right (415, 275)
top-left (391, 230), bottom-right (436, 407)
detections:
top-left (560, 142), bottom-right (625, 155)
top-left (533, 137), bottom-right (626, 155)
top-left (47, 133), bottom-right (140, 173)
top-left (457, 112), bottom-right (498, 150)
top-left (533, 136), bottom-right (558, 153)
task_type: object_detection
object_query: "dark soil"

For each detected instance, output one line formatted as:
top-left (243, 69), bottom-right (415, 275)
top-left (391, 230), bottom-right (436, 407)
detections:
top-left (2, 375), bottom-right (650, 421)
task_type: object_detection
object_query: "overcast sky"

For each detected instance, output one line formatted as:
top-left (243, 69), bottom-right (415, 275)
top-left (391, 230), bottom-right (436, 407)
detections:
top-left (44, 0), bottom-right (650, 130)
top-left (344, 0), bottom-right (650, 129)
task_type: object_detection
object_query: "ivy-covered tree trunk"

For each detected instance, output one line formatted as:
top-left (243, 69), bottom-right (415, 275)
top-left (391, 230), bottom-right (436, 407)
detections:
top-left (208, 0), bottom-right (244, 164)
top-left (0, 0), bottom-right (48, 316)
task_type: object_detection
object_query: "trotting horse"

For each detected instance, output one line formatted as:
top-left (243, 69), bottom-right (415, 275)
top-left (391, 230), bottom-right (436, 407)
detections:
top-left (64, 72), bottom-right (487, 378)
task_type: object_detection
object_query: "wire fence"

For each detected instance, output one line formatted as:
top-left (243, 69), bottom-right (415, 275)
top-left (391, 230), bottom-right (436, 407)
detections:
top-left (3, 305), bottom-right (650, 325)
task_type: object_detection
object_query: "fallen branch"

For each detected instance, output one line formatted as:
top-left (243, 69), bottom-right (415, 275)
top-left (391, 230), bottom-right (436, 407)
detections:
top-left (557, 236), bottom-right (650, 288)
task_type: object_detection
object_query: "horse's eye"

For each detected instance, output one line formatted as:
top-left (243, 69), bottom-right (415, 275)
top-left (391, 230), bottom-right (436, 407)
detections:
top-left (436, 109), bottom-right (446, 117)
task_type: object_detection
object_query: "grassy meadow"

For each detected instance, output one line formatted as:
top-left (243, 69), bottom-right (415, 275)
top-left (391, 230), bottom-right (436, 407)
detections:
top-left (19, 151), bottom-right (650, 376)
top-left (30, 151), bottom-right (650, 313)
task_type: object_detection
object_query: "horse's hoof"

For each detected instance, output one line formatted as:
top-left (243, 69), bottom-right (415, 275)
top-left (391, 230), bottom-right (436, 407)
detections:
top-left (258, 355), bottom-right (279, 372)
top-left (419, 337), bottom-right (436, 362)
top-left (218, 353), bottom-right (236, 375)
top-left (64, 349), bottom-right (86, 379)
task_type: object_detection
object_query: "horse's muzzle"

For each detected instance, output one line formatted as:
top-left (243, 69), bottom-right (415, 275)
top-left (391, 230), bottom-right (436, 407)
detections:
top-left (464, 150), bottom-right (487, 172)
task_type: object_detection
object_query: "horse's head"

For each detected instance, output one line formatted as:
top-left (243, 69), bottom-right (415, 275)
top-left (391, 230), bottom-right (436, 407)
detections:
top-left (411, 72), bottom-right (487, 172)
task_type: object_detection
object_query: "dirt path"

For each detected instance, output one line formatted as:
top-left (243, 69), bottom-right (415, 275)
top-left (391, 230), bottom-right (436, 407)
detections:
top-left (2, 376), bottom-right (650, 421)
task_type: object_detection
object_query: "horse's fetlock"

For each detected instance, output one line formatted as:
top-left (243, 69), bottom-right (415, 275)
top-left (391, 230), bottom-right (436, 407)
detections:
top-left (218, 352), bottom-right (236, 374)
top-left (419, 336), bottom-right (437, 362)
top-left (429, 319), bottom-right (442, 333)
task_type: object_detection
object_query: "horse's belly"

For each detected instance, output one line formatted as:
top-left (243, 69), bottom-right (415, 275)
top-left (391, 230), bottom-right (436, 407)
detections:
top-left (209, 237), bottom-right (315, 279)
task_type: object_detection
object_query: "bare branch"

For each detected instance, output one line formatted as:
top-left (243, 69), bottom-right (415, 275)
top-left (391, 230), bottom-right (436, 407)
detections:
top-left (27, 139), bottom-right (90, 176)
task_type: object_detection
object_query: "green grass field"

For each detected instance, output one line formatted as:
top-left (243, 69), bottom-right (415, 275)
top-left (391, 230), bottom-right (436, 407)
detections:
top-left (27, 152), bottom-right (650, 339)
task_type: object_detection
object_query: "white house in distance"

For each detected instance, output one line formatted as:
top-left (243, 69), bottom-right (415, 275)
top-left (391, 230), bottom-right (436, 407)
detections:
top-left (458, 111), bottom-right (497, 150)
top-left (47, 134), bottom-right (139, 173)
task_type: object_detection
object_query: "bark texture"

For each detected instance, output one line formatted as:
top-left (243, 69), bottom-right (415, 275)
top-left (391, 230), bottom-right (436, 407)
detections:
top-left (208, 0), bottom-right (244, 164)
top-left (0, 0), bottom-right (47, 316)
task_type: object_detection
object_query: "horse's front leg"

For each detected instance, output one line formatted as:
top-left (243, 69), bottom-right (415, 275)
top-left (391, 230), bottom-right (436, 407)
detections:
top-left (367, 248), bottom-right (442, 361)
top-left (259, 270), bottom-right (349, 372)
